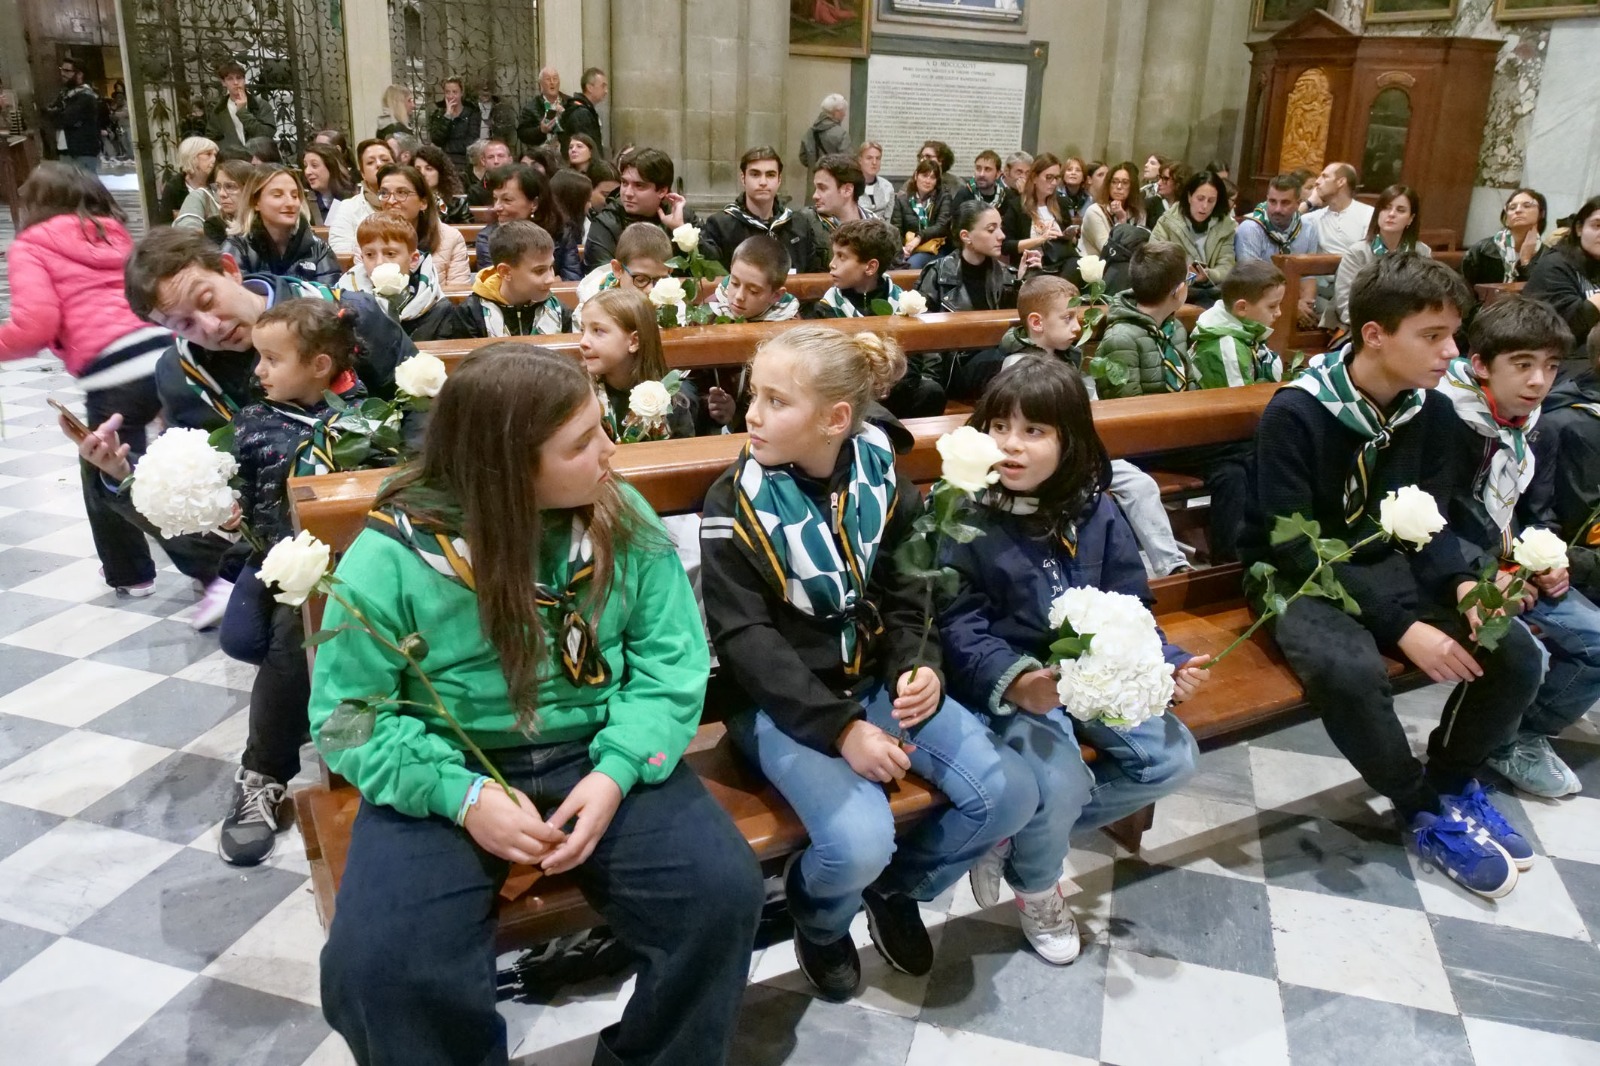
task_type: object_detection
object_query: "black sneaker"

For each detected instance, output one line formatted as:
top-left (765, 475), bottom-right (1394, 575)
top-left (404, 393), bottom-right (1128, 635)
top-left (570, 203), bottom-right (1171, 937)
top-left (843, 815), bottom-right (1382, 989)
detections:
top-left (862, 886), bottom-right (934, 976)
top-left (219, 767), bottom-right (288, 867)
top-left (785, 854), bottom-right (861, 1001)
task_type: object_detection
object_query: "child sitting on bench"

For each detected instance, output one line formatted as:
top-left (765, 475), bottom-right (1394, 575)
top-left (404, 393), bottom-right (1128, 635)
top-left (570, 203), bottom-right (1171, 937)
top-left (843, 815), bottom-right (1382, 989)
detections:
top-left (574, 221), bottom-right (677, 328)
top-left (580, 286), bottom-right (699, 441)
top-left (938, 355), bottom-right (1207, 965)
top-left (1241, 253), bottom-right (1544, 900)
top-left (1190, 259), bottom-right (1285, 389)
top-left (704, 235), bottom-right (802, 432)
top-left (1091, 241), bottom-right (1198, 398)
top-left (311, 344), bottom-right (763, 1066)
top-left (445, 220), bottom-right (571, 338)
top-left (337, 211), bottom-right (454, 340)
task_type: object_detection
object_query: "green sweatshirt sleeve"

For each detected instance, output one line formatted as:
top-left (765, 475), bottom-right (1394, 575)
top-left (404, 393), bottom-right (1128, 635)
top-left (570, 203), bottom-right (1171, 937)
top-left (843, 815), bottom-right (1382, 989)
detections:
top-left (308, 533), bottom-right (480, 822)
top-left (1093, 328), bottom-right (1144, 398)
top-left (587, 507), bottom-right (710, 796)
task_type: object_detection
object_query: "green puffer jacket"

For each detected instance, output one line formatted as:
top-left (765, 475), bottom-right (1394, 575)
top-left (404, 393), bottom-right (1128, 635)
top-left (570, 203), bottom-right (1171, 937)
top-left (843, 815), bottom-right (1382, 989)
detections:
top-left (1091, 292), bottom-right (1196, 399)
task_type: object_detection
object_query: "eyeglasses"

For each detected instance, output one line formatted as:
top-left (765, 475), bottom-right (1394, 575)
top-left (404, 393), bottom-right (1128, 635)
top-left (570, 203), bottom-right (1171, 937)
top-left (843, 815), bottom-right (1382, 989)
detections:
top-left (377, 189), bottom-right (417, 202)
top-left (622, 264), bottom-right (670, 286)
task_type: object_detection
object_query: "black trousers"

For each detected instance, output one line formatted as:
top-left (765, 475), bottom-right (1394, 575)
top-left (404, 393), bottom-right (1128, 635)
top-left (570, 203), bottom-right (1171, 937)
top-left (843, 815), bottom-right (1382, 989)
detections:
top-left (321, 745), bottom-right (763, 1066)
top-left (1271, 595), bottom-right (1544, 819)
top-left (239, 601), bottom-right (310, 784)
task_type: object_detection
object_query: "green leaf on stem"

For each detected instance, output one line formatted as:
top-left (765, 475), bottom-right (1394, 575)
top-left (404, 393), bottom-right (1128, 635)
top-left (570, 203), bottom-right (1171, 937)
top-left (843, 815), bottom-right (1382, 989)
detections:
top-left (319, 699), bottom-right (376, 751)
top-left (934, 567), bottom-right (960, 600)
top-left (1049, 633), bottom-right (1094, 661)
top-left (1476, 612), bottom-right (1512, 653)
top-left (1267, 593), bottom-right (1290, 616)
top-left (322, 390), bottom-right (350, 412)
top-left (870, 299), bottom-right (896, 317)
top-left (303, 626), bottom-right (351, 648)
top-left (895, 536), bottom-right (935, 573)
top-left (331, 433), bottom-right (373, 470)
top-left (1316, 537), bottom-right (1350, 560)
top-left (1271, 513), bottom-right (1322, 547)
top-left (207, 422), bottom-right (237, 453)
top-left (944, 521), bottom-right (985, 545)
top-left (664, 255), bottom-right (688, 271)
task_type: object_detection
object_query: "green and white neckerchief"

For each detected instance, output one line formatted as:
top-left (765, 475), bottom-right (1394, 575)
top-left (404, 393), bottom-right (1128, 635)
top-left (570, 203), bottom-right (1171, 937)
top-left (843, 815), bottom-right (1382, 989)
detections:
top-left (175, 339), bottom-right (242, 423)
top-left (1441, 357), bottom-right (1535, 549)
top-left (965, 179), bottom-right (1006, 210)
top-left (1491, 228), bottom-right (1521, 284)
top-left (816, 276), bottom-right (906, 318)
top-left (480, 293), bottom-right (566, 338)
top-left (1369, 234), bottom-right (1413, 256)
top-left (262, 400), bottom-right (340, 477)
top-left (706, 276), bottom-right (800, 321)
top-left (979, 488), bottom-right (1078, 556)
top-left (909, 195), bottom-right (933, 230)
top-left (726, 422), bottom-right (899, 674)
top-left (1290, 351), bottom-right (1426, 526)
top-left (1157, 318), bottom-right (1192, 393)
top-left (365, 506), bottom-right (611, 686)
top-left (1246, 204), bottom-right (1302, 252)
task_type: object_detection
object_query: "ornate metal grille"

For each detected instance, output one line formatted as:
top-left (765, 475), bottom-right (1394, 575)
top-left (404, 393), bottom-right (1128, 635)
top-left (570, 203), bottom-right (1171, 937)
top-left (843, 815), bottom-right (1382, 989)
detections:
top-left (120, 0), bottom-right (351, 212)
top-left (388, 0), bottom-right (540, 141)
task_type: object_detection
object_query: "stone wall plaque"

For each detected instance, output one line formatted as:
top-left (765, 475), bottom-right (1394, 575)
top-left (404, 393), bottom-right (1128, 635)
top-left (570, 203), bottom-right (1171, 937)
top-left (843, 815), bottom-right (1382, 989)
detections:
top-left (865, 53), bottom-right (1029, 175)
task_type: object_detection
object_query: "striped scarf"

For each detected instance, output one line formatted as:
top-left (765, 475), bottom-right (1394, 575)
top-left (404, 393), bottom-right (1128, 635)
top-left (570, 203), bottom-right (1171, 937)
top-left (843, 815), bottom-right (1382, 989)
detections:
top-left (1441, 358), bottom-right (1535, 549)
top-left (1491, 228), bottom-right (1521, 284)
top-left (719, 422), bottom-right (898, 673)
top-left (1290, 352), bottom-right (1426, 526)
top-left (175, 339), bottom-right (242, 423)
top-left (480, 294), bottom-right (567, 338)
top-left (816, 276), bottom-right (906, 318)
top-left (366, 505), bottom-right (610, 686)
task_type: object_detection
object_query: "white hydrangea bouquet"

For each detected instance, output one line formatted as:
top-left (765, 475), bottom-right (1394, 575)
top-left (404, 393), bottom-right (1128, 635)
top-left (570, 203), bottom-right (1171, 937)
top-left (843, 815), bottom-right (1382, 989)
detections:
top-left (1045, 586), bottom-right (1175, 729)
top-left (129, 427), bottom-right (241, 539)
top-left (653, 224), bottom-right (729, 328)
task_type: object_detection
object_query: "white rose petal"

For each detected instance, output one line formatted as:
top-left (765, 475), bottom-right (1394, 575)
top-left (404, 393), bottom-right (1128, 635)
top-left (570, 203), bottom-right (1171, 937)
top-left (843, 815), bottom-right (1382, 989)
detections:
top-left (895, 290), bottom-right (929, 317)
top-left (936, 426), bottom-right (1007, 493)
top-left (1512, 527), bottom-right (1568, 573)
top-left (393, 352), bottom-right (448, 398)
top-left (671, 224), bottom-right (700, 255)
top-left (1378, 485), bottom-right (1446, 548)
top-left (1078, 255), bottom-right (1106, 285)
top-left (129, 428), bottom-right (240, 539)
top-left (649, 277), bottom-right (687, 308)
top-left (629, 379), bottom-right (673, 420)
top-left (258, 530), bottom-right (333, 607)
top-left (369, 262), bottom-right (409, 296)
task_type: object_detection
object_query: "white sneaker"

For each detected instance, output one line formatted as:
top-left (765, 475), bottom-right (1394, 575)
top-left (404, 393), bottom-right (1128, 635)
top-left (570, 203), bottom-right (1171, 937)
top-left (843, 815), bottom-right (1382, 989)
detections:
top-left (968, 840), bottom-right (1009, 909)
top-left (1014, 884), bottom-right (1081, 965)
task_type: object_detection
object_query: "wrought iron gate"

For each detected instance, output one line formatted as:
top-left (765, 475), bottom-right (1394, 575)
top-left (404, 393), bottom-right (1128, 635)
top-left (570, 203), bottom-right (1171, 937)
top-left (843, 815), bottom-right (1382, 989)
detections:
top-left (388, 0), bottom-right (539, 144)
top-left (119, 0), bottom-right (351, 216)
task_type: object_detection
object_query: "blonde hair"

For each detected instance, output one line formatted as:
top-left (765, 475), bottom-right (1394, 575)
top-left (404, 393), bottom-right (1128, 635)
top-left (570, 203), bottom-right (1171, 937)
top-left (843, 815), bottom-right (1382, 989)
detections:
top-left (756, 326), bottom-right (905, 431)
top-left (381, 85), bottom-right (412, 124)
top-left (177, 137), bottom-right (219, 180)
top-left (586, 287), bottom-right (667, 385)
top-left (232, 164), bottom-right (306, 237)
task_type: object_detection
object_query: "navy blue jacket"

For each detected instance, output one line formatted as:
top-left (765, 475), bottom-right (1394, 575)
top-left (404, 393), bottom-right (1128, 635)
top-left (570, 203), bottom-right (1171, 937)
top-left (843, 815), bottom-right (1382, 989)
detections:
top-left (938, 490), bottom-right (1188, 716)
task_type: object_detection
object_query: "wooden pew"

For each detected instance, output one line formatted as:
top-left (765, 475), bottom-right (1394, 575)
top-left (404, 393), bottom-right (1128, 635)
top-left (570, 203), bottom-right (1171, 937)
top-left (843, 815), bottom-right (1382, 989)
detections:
top-left (436, 269), bottom-right (925, 310)
top-left (1475, 281), bottom-right (1525, 307)
top-left (1270, 249), bottom-right (1469, 355)
top-left (289, 384), bottom-right (1423, 946)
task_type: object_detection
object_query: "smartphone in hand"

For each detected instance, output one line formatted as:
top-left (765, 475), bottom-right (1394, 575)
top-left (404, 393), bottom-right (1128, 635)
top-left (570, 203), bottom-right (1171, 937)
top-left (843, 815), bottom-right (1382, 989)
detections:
top-left (48, 399), bottom-right (91, 443)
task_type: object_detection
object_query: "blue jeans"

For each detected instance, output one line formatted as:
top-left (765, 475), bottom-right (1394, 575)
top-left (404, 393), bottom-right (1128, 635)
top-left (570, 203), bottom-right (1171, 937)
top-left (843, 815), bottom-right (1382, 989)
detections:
top-left (728, 685), bottom-right (1036, 944)
top-left (1521, 589), bottom-right (1600, 736)
top-left (986, 709), bottom-right (1197, 894)
top-left (322, 744), bottom-right (763, 1066)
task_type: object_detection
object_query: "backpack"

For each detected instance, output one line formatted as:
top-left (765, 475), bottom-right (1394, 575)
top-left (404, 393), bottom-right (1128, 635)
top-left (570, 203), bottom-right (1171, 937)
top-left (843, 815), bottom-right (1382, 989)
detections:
top-left (1100, 222), bottom-right (1150, 296)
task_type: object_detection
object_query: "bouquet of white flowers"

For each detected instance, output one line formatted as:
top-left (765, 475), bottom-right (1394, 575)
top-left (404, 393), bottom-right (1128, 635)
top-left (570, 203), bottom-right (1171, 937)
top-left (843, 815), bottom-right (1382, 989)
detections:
top-left (1046, 587), bottom-right (1176, 730)
top-left (129, 428), bottom-right (240, 538)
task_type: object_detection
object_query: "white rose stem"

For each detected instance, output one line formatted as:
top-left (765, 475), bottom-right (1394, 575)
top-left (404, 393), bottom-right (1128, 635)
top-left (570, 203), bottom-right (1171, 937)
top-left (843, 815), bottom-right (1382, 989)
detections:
top-left (324, 587), bottom-right (527, 827)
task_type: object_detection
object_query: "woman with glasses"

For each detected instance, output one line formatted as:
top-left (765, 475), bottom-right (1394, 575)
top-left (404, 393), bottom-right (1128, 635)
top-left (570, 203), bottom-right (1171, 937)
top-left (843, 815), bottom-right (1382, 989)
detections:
top-left (1078, 160), bottom-right (1148, 259)
top-left (377, 164), bottom-right (471, 287)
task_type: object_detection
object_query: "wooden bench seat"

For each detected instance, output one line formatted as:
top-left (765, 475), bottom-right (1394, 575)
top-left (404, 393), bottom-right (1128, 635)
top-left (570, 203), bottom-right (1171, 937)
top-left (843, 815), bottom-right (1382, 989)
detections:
top-left (1270, 249), bottom-right (1468, 355)
top-left (436, 270), bottom-right (925, 309)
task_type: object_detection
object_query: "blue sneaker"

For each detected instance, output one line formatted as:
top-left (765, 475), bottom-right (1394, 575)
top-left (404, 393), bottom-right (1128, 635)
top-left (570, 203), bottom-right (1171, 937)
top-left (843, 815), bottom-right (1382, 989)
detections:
top-left (1443, 780), bottom-right (1535, 872)
top-left (1407, 810), bottom-right (1518, 899)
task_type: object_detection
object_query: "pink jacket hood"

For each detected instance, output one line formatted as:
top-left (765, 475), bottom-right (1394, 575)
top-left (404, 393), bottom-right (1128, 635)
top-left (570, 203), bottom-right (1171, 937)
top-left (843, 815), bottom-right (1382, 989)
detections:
top-left (0, 213), bottom-right (169, 376)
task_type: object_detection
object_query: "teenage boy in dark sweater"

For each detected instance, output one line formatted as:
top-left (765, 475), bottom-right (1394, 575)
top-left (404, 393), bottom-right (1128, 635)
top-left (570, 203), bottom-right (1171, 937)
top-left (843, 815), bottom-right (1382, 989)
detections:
top-left (1242, 253), bottom-right (1544, 900)
top-left (1433, 297), bottom-right (1600, 798)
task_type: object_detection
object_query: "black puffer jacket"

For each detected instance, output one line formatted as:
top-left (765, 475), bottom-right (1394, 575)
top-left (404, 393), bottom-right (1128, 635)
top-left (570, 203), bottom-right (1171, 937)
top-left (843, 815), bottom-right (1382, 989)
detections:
top-left (583, 199), bottom-right (701, 268)
top-left (699, 197), bottom-right (814, 275)
top-left (222, 221), bottom-right (341, 286)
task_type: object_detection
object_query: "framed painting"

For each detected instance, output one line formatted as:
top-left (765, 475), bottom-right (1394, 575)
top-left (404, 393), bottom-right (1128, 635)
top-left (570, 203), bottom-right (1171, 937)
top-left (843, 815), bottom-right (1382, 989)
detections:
top-left (876, 0), bottom-right (1027, 31)
top-left (791, 0), bottom-right (872, 58)
top-left (1494, 0), bottom-right (1600, 19)
top-left (1364, 0), bottom-right (1459, 23)
top-left (1252, 0), bottom-right (1331, 32)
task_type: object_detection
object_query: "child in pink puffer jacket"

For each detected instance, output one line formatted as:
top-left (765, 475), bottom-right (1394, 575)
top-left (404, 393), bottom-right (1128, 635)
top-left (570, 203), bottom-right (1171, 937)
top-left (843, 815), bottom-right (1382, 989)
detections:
top-left (0, 163), bottom-right (209, 598)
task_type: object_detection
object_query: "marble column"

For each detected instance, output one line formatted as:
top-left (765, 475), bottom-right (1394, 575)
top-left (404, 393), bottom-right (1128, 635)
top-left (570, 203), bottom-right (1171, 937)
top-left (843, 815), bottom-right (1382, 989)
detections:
top-left (608, 0), bottom-right (786, 203)
top-left (344, 0), bottom-right (393, 141)
top-left (1132, 0), bottom-right (1213, 161)
top-left (1095, 0), bottom-right (1150, 164)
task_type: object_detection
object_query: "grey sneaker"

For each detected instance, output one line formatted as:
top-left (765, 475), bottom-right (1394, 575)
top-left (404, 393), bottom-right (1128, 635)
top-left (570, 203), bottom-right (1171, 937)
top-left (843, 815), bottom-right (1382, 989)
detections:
top-left (968, 839), bottom-right (1009, 910)
top-left (1486, 733), bottom-right (1578, 799)
top-left (219, 768), bottom-right (287, 866)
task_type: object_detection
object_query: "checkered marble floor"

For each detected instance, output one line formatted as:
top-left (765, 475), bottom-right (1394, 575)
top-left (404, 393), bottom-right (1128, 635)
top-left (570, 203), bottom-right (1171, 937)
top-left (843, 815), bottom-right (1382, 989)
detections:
top-left (1, 354), bottom-right (1599, 1066)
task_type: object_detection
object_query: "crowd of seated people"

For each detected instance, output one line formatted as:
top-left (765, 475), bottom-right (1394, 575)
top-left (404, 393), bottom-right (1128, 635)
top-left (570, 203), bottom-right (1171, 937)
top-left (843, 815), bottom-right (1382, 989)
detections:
top-left (21, 72), bottom-right (1600, 1066)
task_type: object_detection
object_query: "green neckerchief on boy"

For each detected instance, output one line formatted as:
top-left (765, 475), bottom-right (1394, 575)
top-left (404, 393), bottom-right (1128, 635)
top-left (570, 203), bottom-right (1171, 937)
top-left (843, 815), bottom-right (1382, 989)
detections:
top-left (1158, 317), bottom-right (1191, 392)
top-left (816, 275), bottom-right (906, 318)
top-left (365, 504), bottom-right (611, 686)
top-left (1440, 357), bottom-right (1536, 549)
top-left (729, 421), bottom-right (899, 675)
top-left (1290, 349), bottom-right (1426, 526)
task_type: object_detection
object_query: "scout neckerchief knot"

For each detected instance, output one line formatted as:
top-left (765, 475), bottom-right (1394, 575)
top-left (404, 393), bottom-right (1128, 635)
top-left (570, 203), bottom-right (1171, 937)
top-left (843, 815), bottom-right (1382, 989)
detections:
top-left (265, 400), bottom-right (341, 477)
top-left (1158, 319), bottom-right (1190, 392)
top-left (730, 421), bottom-right (898, 674)
top-left (178, 277), bottom-right (337, 422)
top-left (817, 276), bottom-right (906, 318)
top-left (1492, 228), bottom-right (1521, 285)
top-left (481, 294), bottom-right (566, 338)
top-left (1291, 351), bottom-right (1426, 526)
top-left (1441, 357), bottom-right (1535, 549)
top-left (366, 506), bottom-right (610, 686)
top-left (979, 488), bottom-right (1078, 556)
top-left (1246, 204), bottom-right (1301, 253)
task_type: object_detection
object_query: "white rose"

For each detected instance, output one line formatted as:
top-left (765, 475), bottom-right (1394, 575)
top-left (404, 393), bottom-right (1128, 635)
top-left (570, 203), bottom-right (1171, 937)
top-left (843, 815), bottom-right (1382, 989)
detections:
top-left (393, 352), bottom-right (448, 398)
top-left (1512, 527), bottom-right (1568, 573)
top-left (649, 277), bottom-right (687, 308)
top-left (1378, 485), bottom-right (1446, 548)
top-left (258, 530), bottom-right (333, 607)
top-left (936, 425), bottom-right (1006, 493)
top-left (895, 289), bottom-right (929, 317)
top-left (369, 262), bottom-right (408, 296)
top-left (671, 224), bottom-right (700, 255)
top-left (629, 379), bottom-right (673, 420)
top-left (129, 428), bottom-right (239, 539)
top-left (1078, 255), bottom-right (1106, 285)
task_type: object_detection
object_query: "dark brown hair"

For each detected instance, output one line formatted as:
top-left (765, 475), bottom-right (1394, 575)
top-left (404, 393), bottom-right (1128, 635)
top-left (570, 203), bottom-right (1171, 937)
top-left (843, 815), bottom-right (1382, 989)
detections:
top-left (125, 226), bottom-right (226, 319)
top-left (1348, 252), bottom-right (1471, 350)
top-left (379, 344), bottom-right (656, 721)
top-left (255, 297), bottom-right (358, 375)
top-left (731, 234), bottom-right (791, 289)
top-left (902, 158), bottom-right (943, 199)
top-left (1469, 295), bottom-right (1570, 364)
top-left (1024, 153), bottom-right (1064, 223)
top-left (303, 144), bottom-right (357, 201)
top-left (1129, 241), bottom-right (1188, 305)
top-left (488, 220), bottom-right (554, 267)
top-left (1365, 184), bottom-right (1422, 251)
top-left (18, 161), bottom-right (127, 242)
top-left (414, 144), bottom-right (463, 200)
top-left (969, 355), bottom-right (1109, 523)
top-left (815, 154), bottom-right (864, 197)
top-left (1221, 259), bottom-right (1286, 307)
top-left (377, 163), bottom-right (440, 254)
top-left (830, 218), bottom-right (899, 276)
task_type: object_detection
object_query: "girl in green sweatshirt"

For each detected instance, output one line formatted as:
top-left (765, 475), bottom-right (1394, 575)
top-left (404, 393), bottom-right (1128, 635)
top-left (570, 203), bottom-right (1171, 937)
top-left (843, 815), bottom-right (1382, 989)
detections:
top-left (309, 341), bottom-right (762, 1066)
